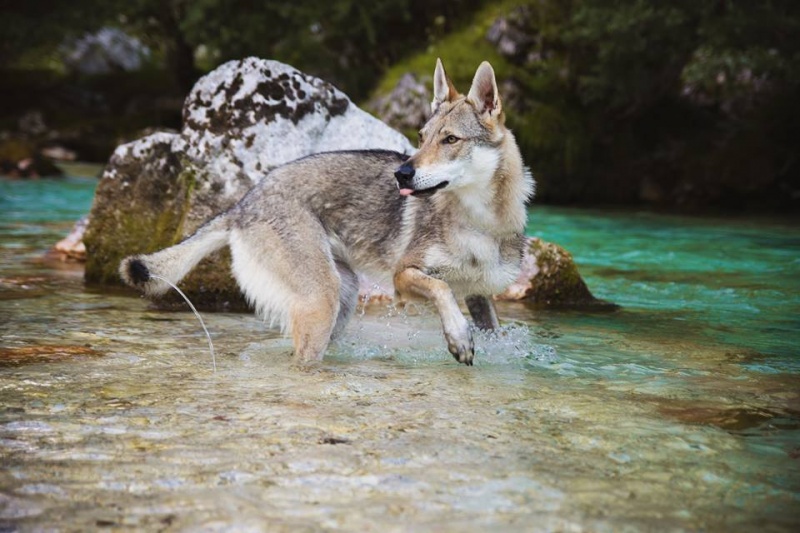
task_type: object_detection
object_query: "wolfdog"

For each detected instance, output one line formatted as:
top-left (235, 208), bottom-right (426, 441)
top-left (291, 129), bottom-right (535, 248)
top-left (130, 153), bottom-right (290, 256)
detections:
top-left (120, 59), bottom-right (534, 366)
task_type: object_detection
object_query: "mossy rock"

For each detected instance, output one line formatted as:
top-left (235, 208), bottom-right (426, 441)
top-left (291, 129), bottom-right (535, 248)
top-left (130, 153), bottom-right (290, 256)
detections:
top-left (0, 136), bottom-right (64, 178)
top-left (83, 132), bottom-right (249, 311)
top-left (499, 237), bottom-right (615, 308)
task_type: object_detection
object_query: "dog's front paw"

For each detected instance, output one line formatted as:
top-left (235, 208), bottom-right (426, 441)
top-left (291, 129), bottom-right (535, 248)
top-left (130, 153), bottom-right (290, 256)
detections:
top-left (444, 322), bottom-right (474, 366)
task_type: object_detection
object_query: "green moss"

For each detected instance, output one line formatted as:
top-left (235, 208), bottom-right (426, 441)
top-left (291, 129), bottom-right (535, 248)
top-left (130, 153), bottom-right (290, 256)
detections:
top-left (85, 205), bottom-right (182, 286)
top-left (0, 137), bottom-right (35, 161)
top-left (371, 0), bottom-right (525, 99)
top-left (84, 157), bottom-right (191, 285)
top-left (521, 238), bottom-right (616, 308)
top-left (83, 155), bottom-right (250, 311)
top-left (171, 167), bottom-right (197, 245)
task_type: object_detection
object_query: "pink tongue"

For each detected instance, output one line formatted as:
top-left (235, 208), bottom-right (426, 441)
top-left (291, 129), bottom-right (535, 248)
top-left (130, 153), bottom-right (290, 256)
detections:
top-left (399, 188), bottom-right (414, 196)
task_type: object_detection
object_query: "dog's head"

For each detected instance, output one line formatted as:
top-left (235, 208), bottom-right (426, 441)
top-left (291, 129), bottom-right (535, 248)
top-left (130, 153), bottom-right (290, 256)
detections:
top-left (395, 59), bottom-right (506, 197)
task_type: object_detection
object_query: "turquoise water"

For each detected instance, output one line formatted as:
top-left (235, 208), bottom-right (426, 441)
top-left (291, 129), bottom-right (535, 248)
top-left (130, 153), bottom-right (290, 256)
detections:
top-left (1, 175), bottom-right (798, 530)
top-left (0, 177), bottom-right (95, 224)
top-left (527, 208), bottom-right (800, 373)
top-left (5, 177), bottom-right (797, 366)
top-left (0, 177), bottom-right (95, 272)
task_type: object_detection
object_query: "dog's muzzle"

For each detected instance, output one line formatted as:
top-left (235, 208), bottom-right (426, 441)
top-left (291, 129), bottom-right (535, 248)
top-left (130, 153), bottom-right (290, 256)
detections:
top-left (395, 163), bottom-right (449, 197)
top-left (394, 163), bottom-right (415, 193)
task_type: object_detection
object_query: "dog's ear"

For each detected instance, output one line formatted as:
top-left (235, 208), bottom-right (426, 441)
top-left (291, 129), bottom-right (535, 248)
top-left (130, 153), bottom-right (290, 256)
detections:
top-left (431, 58), bottom-right (458, 114)
top-left (467, 61), bottom-right (502, 119)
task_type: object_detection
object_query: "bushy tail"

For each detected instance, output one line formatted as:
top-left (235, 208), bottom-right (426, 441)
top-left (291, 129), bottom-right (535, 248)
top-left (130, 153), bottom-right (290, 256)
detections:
top-left (119, 216), bottom-right (229, 296)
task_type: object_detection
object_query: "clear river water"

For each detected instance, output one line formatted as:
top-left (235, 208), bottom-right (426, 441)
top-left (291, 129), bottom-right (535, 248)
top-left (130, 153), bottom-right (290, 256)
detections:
top-left (1, 175), bottom-right (798, 531)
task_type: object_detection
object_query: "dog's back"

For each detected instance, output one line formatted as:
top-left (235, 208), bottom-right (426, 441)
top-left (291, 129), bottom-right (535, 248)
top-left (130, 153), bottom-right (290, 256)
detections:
top-left (231, 150), bottom-right (411, 278)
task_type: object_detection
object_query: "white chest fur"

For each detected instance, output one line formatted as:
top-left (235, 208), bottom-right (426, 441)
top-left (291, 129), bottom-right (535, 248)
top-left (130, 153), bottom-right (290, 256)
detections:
top-left (424, 225), bottom-right (520, 296)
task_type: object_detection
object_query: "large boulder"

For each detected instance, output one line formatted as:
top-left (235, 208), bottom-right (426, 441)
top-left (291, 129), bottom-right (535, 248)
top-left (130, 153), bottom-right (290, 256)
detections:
top-left (83, 58), bottom-right (414, 310)
top-left (60, 27), bottom-right (151, 75)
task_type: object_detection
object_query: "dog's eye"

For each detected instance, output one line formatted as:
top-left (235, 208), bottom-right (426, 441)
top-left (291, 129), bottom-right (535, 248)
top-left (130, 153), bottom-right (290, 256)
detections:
top-left (443, 135), bottom-right (459, 145)
top-left (418, 131), bottom-right (424, 144)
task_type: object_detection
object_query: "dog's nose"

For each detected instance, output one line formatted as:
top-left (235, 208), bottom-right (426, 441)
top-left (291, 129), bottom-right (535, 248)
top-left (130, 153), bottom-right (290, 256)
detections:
top-left (394, 163), bottom-right (415, 187)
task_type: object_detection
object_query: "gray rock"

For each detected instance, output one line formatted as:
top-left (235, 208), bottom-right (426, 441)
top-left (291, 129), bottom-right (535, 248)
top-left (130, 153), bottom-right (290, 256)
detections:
top-left (498, 238), bottom-right (614, 308)
top-left (366, 72), bottom-right (431, 135)
top-left (182, 58), bottom-right (414, 185)
top-left (52, 216), bottom-right (88, 262)
top-left (18, 111), bottom-right (47, 136)
top-left (61, 27), bottom-right (150, 75)
top-left (486, 6), bottom-right (536, 64)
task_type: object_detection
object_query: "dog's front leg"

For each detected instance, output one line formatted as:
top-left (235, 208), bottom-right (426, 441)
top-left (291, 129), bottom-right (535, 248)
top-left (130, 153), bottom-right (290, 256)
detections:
top-left (465, 295), bottom-right (500, 331)
top-left (394, 267), bottom-right (474, 365)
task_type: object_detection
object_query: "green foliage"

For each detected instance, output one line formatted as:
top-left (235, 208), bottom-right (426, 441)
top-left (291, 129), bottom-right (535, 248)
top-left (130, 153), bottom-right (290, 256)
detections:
top-left (0, 1), bottom-right (113, 68)
top-left (566, 1), bottom-right (706, 110)
top-left (683, 1), bottom-right (800, 116)
top-left (559, 0), bottom-right (800, 208)
top-left (1, 0), bottom-right (488, 100)
top-left (179, 0), bottom-right (486, 99)
top-left (3, 0), bottom-right (798, 209)
top-left (377, 0), bottom-right (800, 209)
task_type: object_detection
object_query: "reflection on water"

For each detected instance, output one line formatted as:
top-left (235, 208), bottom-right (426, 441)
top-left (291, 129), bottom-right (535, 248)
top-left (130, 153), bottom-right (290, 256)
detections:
top-left (1, 177), bottom-right (799, 531)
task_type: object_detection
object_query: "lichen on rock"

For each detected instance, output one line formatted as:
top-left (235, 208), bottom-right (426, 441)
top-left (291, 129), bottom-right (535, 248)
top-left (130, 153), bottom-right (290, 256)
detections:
top-left (181, 57), bottom-right (413, 190)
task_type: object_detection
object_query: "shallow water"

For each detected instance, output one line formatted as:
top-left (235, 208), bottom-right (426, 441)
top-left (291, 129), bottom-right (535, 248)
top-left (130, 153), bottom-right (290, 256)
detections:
top-left (1, 177), bottom-right (798, 531)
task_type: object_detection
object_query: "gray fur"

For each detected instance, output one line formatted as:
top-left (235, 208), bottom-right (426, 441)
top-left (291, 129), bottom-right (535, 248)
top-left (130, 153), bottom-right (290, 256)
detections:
top-left (120, 60), bottom-right (535, 366)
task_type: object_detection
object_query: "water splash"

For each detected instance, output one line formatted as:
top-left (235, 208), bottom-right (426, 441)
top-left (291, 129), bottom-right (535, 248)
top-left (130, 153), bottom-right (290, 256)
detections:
top-left (356, 283), bottom-right (391, 316)
top-left (336, 303), bottom-right (555, 366)
top-left (149, 275), bottom-right (216, 372)
top-left (474, 322), bottom-right (558, 365)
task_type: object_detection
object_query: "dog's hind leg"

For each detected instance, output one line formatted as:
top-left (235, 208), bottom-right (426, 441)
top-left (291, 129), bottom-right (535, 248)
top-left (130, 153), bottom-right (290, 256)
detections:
top-left (229, 216), bottom-right (342, 364)
top-left (120, 216), bottom-right (229, 296)
top-left (289, 292), bottom-right (339, 364)
top-left (331, 261), bottom-right (358, 340)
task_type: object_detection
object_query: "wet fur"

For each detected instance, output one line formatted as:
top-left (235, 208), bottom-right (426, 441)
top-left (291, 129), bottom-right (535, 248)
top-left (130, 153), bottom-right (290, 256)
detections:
top-left (120, 60), bottom-right (534, 366)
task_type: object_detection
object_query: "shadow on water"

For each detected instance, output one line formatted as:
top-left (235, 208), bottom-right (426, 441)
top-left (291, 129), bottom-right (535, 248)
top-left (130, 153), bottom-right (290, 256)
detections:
top-left (1, 178), bottom-right (799, 530)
